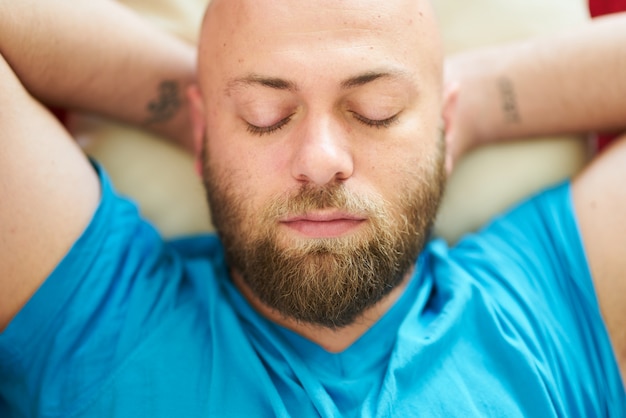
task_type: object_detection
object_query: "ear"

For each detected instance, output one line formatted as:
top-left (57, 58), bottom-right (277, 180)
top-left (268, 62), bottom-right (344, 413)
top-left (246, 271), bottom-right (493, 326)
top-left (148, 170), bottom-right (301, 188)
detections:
top-left (442, 81), bottom-right (459, 174)
top-left (186, 84), bottom-right (206, 177)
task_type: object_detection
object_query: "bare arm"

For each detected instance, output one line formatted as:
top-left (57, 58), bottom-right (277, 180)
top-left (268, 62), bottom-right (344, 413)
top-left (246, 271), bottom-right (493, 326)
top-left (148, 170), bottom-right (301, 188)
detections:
top-left (0, 0), bottom-right (198, 330)
top-left (444, 12), bottom-right (626, 167)
top-left (0, 0), bottom-right (196, 149)
top-left (573, 135), bottom-right (626, 377)
top-left (0, 53), bottom-right (100, 332)
top-left (444, 12), bottom-right (626, 375)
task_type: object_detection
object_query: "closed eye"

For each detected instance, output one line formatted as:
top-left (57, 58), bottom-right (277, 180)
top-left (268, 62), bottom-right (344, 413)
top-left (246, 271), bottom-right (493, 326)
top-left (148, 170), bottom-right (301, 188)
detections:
top-left (351, 111), bottom-right (400, 128)
top-left (246, 114), bottom-right (294, 136)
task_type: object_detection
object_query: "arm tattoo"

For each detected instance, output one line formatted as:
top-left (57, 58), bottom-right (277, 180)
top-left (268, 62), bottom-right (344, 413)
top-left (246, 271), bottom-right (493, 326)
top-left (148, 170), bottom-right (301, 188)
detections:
top-left (144, 81), bottom-right (181, 125)
top-left (498, 77), bottom-right (521, 124)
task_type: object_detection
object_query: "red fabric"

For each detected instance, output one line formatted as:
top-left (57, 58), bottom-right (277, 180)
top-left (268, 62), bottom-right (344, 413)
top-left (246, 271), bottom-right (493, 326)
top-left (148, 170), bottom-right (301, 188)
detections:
top-left (589, 0), bottom-right (626, 17)
top-left (588, 0), bottom-right (626, 150)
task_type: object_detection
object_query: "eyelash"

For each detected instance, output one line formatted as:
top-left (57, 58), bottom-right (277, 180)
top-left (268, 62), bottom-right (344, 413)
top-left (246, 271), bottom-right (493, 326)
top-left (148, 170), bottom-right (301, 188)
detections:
top-left (351, 112), bottom-right (400, 129)
top-left (245, 111), bottom-right (400, 136)
top-left (246, 115), bottom-right (294, 136)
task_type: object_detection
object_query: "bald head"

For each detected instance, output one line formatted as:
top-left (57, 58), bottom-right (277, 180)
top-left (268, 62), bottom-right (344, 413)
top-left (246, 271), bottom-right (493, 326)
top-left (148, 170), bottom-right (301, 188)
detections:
top-left (197, 0), bottom-right (443, 98)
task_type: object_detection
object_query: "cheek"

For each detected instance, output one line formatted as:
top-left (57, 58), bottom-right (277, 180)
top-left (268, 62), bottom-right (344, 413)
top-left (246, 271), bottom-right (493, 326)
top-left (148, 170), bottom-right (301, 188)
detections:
top-left (359, 132), bottom-right (423, 176)
top-left (204, 139), bottom-right (289, 219)
top-left (359, 129), bottom-right (440, 195)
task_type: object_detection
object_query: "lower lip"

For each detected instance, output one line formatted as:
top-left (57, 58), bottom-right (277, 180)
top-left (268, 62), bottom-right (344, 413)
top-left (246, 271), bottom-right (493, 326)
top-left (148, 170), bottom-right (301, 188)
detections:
top-left (281, 219), bottom-right (365, 238)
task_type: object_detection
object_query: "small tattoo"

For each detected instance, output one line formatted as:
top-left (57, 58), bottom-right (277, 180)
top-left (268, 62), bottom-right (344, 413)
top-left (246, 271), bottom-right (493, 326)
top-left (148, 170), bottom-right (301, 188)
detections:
top-left (145, 81), bottom-right (181, 125)
top-left (498, 77), bottom-right (521, 124)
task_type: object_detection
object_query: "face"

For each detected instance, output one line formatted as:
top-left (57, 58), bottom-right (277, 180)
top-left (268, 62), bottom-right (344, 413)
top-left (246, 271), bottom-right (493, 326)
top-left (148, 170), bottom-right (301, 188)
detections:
top-left (193, 0), bottom-right (446, 328)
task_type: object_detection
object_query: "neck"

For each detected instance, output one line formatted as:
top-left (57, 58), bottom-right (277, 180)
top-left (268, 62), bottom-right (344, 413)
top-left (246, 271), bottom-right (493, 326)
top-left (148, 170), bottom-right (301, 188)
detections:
top-left (231, 268), bottom-right (413, 353)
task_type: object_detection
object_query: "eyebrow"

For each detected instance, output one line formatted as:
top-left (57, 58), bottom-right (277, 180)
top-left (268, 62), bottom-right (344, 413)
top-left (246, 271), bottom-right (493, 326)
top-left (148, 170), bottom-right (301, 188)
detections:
top-left (340, 71), bottom-right (403, 89)
top-left (227, 74), bottom-right (298, 93)
top-left (226, 69), bottom-right (411, 94)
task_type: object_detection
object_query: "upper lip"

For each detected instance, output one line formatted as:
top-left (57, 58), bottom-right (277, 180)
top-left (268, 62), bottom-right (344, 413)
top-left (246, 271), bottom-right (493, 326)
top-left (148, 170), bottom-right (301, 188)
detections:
top-left (280, 211), bottom-right (367, 223)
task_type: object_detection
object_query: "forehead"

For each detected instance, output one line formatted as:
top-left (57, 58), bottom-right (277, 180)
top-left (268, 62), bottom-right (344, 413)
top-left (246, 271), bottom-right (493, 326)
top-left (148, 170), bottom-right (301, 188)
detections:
top-left (199, 0), bottom-right (441, 92)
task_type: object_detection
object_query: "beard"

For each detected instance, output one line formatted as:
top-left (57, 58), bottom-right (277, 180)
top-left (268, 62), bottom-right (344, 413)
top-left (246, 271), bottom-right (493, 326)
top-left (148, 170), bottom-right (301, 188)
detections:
top-left (202, 140), bottom-right (445, 329)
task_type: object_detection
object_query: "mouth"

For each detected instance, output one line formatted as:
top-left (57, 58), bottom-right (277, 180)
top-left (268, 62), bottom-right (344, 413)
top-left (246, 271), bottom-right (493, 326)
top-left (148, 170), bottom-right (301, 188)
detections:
top-left (279, 212), bottom-right (367, 238)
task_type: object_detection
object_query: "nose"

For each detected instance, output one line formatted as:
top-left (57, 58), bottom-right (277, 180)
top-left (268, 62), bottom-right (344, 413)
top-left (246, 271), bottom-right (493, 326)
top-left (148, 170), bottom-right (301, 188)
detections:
top-left (290, 116), bottom-right (354, 186)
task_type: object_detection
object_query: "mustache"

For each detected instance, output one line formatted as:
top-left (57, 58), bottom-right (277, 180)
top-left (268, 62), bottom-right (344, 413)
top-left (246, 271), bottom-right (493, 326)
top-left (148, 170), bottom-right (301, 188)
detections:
top-left (264, 183), bottom-right (387, 219)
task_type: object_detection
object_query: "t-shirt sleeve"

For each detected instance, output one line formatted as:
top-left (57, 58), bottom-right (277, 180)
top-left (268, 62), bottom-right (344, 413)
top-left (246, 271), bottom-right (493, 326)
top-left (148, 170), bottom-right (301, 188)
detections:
top-left (0, 165), bottom-right (190, 417)
top-left (453, 181), bottom-right (625, 414)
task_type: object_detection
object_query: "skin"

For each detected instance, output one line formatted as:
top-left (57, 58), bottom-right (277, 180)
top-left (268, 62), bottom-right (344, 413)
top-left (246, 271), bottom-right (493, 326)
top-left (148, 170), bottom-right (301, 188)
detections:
top-left (188, 0), bottom-right (444, 352)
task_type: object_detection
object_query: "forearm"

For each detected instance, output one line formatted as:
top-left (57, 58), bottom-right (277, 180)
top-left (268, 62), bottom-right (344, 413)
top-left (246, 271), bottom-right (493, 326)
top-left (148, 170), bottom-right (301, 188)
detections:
top-left (0, 0), bottom-right (196, 149)
top-left (447, 12), bottom-right (626, 148)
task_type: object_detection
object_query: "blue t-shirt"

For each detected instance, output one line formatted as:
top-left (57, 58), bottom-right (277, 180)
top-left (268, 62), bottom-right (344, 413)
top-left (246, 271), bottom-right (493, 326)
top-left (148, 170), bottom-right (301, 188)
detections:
top-left (0, 166), bottom-right (624, 417)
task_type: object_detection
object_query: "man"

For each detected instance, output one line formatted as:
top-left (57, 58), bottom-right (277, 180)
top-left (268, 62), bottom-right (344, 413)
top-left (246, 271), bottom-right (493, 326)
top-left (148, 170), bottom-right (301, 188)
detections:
top-left (0, 0), bottom-right (624, 417)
